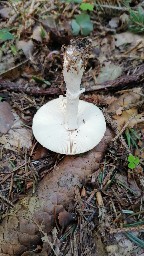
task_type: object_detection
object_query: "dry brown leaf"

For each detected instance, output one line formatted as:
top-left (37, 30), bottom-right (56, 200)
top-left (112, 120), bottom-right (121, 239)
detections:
top-left (108, 88), bottom-right (142, 130)
top-left (0, 101), bottom-right (14, 134)
top-left (114, 32), bottom-right (144, 47)
top-left (31, 26), bottom-right (43, 42)
top-left (81, 186), bottom-right (86, 197)
top-left (0, 7), bottom-right (12, 19)
top-left (33, 144), bottom-right (48, 160)
top-left (17, 40), bottom-right (34, 58)
top-left (96, 63), bottom-right (122, 83)
top-left (113, 108), bottom-right (138, 130)
top-left (85, 94), bottom-right (116, 106)
top-left (96, 191), bottom-right (104, 207)
top-left (0, 112), bottom-right (32, 150)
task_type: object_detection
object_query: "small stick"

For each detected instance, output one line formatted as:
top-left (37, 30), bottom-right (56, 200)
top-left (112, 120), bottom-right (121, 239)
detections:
top-left (33, 220), bottom-right (59, 256)
top-left (123, 41), bottom-right (143, 55)
top-left (0, 193), bottom-right (14, 207)
top-left (110, 224), bottom-right (144, 234)
top-left (0, 162), bottom-right (29, 185)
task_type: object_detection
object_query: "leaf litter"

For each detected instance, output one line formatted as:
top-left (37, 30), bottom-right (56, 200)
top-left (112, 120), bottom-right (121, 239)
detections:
top-left (0, 0), bottom-right (144, 255)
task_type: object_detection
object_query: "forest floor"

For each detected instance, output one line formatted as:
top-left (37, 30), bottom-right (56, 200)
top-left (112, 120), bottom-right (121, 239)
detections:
top-left (0, 0), bottom-right (144, 255)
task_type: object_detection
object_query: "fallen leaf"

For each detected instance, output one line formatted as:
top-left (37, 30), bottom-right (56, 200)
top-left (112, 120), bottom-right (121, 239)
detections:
top-left (0, 7), bottom-right (11, 19)
top-left (26, 181), bottom-right (33, 190)
top-left (96, 191), bottom-right (104, 207)
top-left (0, 101), bottom-right (14, 134)
top-left (31, 26), bottom-right (43, 42)
top-left (17, 40), bottom-right (34, 58)
top-left (114, 32), bottom-right (144, 47)
top-left (108, 88), bottom-right (141, 112)
top-left (33, 144), bottom-right (48, 160)
top-left (41, 16), bottom-right (56, 30)
top-left (58, 209), bottom-right (74, 228)
top-left (108, 88), bottom-right (142, 130)
top-left (0, 60), bottom-right (28, 80)
top-left (116, 107), bottom-right (123, 116)
top-left (0, 112), bottom-right (32, 150)
top-left (81, 186), bottom-right (86, 197)
top-left (97, 63), bottom-right (122, 83)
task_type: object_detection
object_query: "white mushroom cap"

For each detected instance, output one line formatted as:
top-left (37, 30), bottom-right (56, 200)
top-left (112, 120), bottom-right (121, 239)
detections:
top-left (32, 96), bottom-right (106, 155)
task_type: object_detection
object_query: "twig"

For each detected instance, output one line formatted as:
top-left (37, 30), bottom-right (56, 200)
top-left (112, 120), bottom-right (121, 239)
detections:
top-left (85, 63), bottom-right (144, 92)
top-left (6, 2), bottom-right (31, 26)
top-left (0, 193), bottom-right (14, 207)
top-left (28, 0), bottom-right (36, 15)
top-left (0, 79), bottom-right (62, 96)
top-left (34, 220), bottom-right (59, 256)
top-left (1, 64), bottom-right (144, 95)
top-left (95, 3), bottom-right (127, 11)
top-left (123, 41), bottom-right (143, 55)
top-left (0, 162), bottom-right (29, 185)
top-left (110, 224), bottom-right (144, 234)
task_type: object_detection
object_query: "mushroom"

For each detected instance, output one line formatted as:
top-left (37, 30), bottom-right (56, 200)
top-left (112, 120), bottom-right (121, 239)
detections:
top-left (32, 39), bottom-right (106, 155)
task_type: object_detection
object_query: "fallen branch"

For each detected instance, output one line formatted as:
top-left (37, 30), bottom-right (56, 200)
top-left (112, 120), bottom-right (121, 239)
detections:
top-left (0, 79), bottom-right (62, 96)
top-left (85, 63), bottom-right (144, 92)
top-left (0, 64), bottom-right (144, 96)
top-left (110, 225), bottom-right (144, 234)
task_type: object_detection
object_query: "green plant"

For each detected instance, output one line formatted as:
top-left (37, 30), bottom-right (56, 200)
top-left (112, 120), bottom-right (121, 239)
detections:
top-left (72, 13), bottom-right (93, 35)
top-left (128, 154), bottom-right (140, 169)
top-left (0, 29), bottom-right (14, 41)
top-left (80, 3), bottom-right (94, 11)
top-left (129, 6), bottom-right (144, 33)
top-left (125, 128), bottom-right (140, 149)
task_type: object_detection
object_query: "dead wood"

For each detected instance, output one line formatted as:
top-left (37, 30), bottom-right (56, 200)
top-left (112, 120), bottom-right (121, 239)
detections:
top-left (0, 63), bottom-right (144, 96)
top-left (85, 63), bottom-right (144, 92)
top-left (0, 79), bottom-right (62, 96)
top-left (0, 129), bottom-right (112, 256)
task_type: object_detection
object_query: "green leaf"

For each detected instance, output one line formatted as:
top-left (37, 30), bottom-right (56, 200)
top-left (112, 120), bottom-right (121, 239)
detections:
top-left (73, 0), bottom-right (82, 2)
top-left (125, 129), bottom-right (131, 148)
top-left (122, 209), bottom-right (134, 214)
top-left (124, 220), bottom-right (144, 227)
top-left (128, 162), bottom-right (135, 169)
top-left (40, 27), bottom-right (46, 39)
top-left (10, 45), bottom-right (17, 55)
top-left (32, 76), bottom-right (51, 86)
top-left (75, 13), bottom-right (93, 35)
top-left (64, 0), bottom-right (82, 2)
top-left (0, 29), bottom-right (14, 41)
top-left (71, 20), bottom-right (80, 35)
top-left (80, 3), bottom-right (94, 11)
top-left (125, 232), bottom-right (144, 248)
top-left (134, 157), bottom-right (140, 165)
top-left (130, 128), bottom-right (140, 140)
top-left (128, 154), bottom-right (135, 163)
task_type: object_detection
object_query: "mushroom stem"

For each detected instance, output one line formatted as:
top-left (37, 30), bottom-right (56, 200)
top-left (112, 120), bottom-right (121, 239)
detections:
top-left (63, 46), bottom-right (85, 131)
